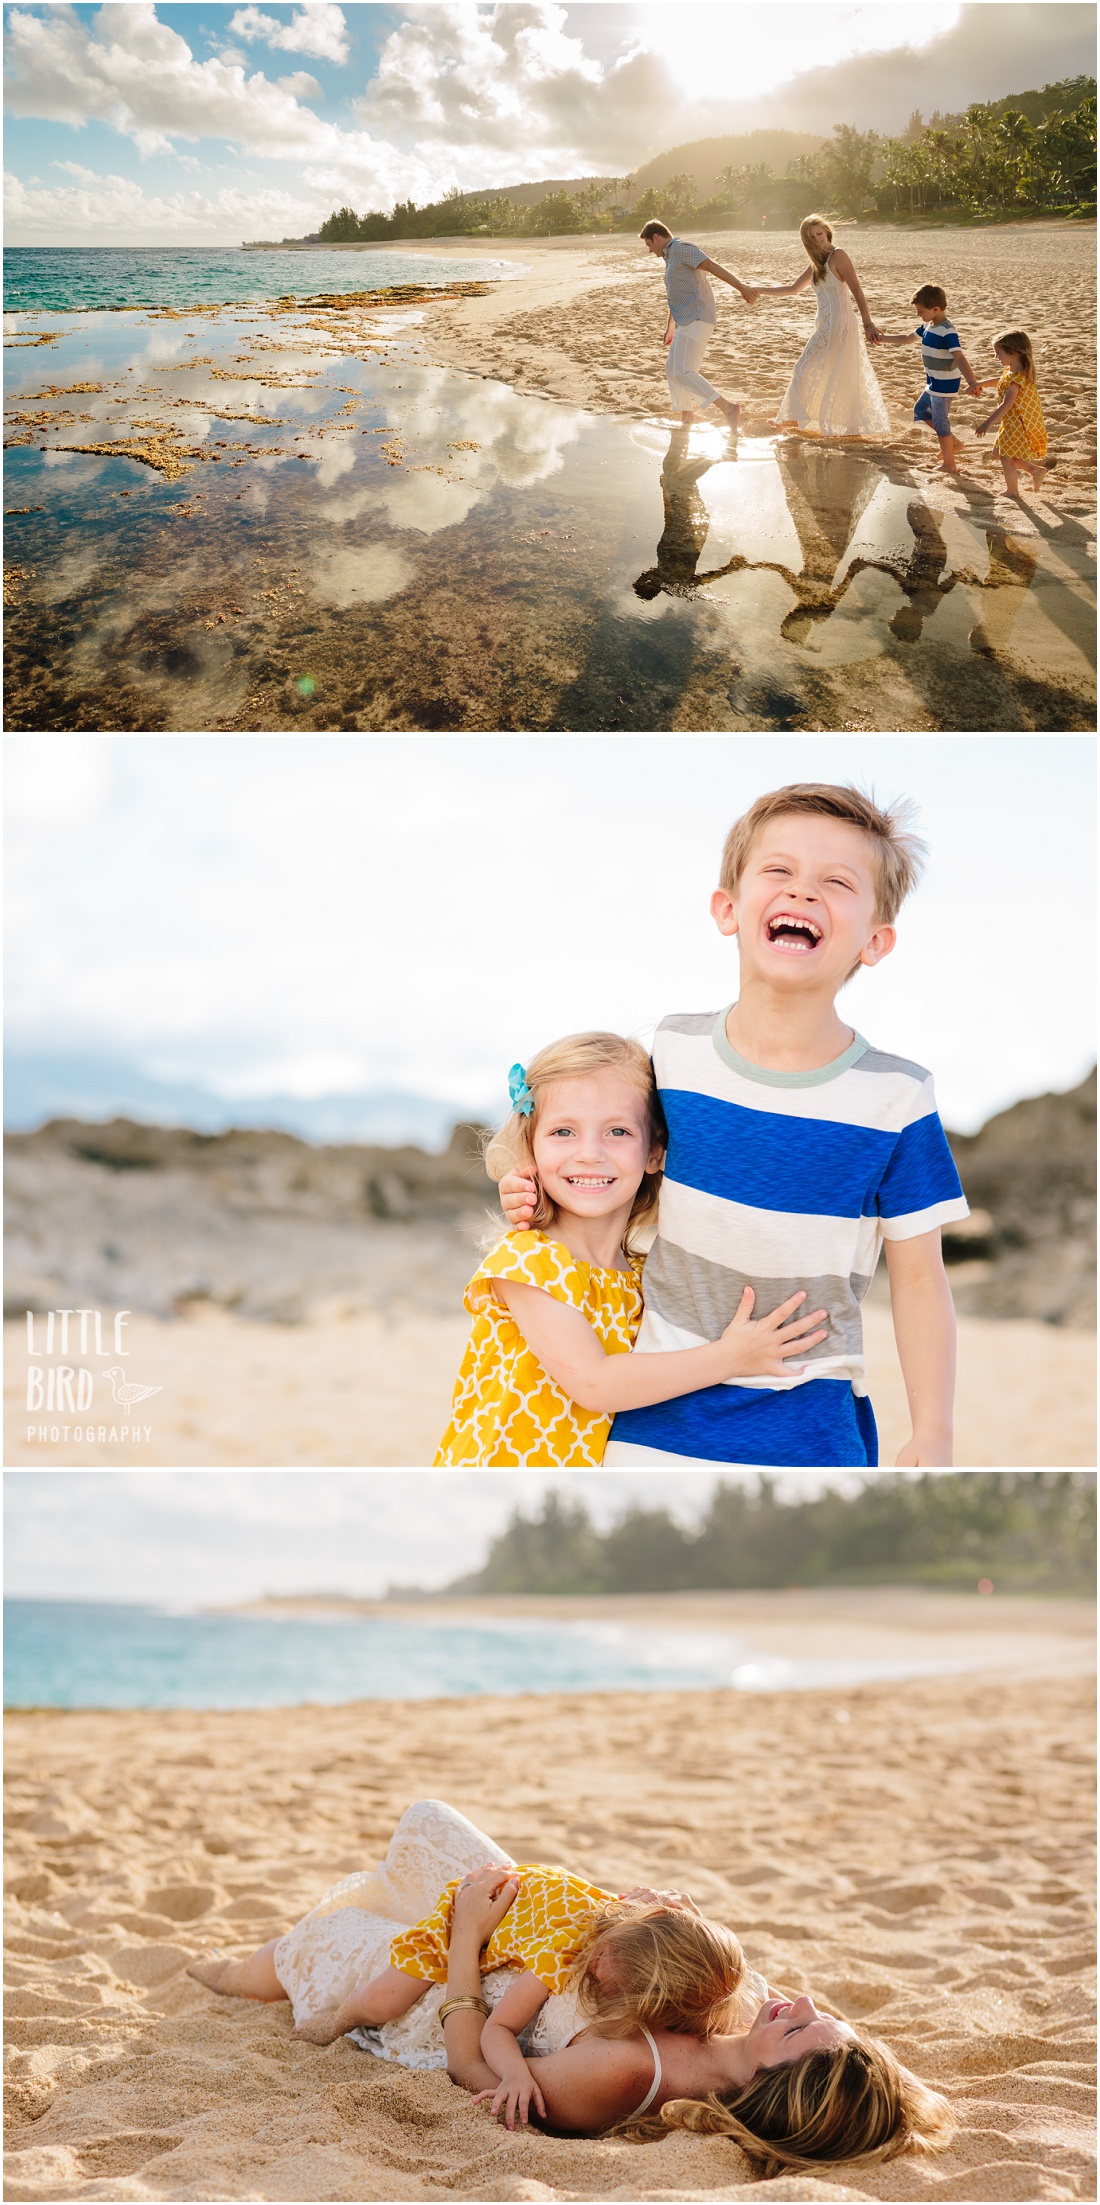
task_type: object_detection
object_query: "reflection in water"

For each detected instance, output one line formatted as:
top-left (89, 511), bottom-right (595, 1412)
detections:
top-left (3, 305), bottom-right (1094, 733)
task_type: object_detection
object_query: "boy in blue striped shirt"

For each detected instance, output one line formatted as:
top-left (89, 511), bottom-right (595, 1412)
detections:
top-left (500, 785), bottom-right (968, 1470)
top-left (877, 283), bottom-right (984, 475)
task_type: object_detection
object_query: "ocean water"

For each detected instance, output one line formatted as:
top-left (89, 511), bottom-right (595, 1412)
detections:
top-left (5, 1599), bottom-right (986, 1710)
top-left (3, 246), bottom-right (525, 315)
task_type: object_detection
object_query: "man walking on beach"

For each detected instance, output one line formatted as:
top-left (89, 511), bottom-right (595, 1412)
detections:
top-left (641, 220), bottom-right (756, 431)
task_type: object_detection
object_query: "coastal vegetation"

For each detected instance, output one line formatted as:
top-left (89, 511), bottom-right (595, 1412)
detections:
top-left (311, 78), bottom-right (1095, 242)
top-left (453, 1474), bottom-right (1096, 1597)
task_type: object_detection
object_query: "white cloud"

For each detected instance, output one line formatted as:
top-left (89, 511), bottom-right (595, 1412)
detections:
top-left (4, 2), bottom-right (337, 157)
top-left (356, 2), bottom-right (681, 171)
top-left (4, 165), bottom-right (326, 244)
top-left (229, 3), bottom-right (350, 65)
top-left (276, 70), bottom-right (323, 100)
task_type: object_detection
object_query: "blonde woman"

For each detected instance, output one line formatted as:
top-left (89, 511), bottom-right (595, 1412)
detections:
top-left (754, 213), bottom-right (890, 438)
top-left (188, 1797), bottom-right (956, 2177)
top-left (433, 1031), bottom-right (827, 1465)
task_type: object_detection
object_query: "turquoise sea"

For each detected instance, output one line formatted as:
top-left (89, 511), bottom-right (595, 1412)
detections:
top-left (3, 246), bottom-right (525, 314)
top-left (5, 1599), bottom-right (980, 1709)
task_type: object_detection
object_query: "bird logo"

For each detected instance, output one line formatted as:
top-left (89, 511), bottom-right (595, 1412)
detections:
top-left (102, 1367), bottom-right (162, 1412)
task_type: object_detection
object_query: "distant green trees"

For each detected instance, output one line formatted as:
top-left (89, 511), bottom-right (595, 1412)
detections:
top-left (455, 1475), bottom-right (1095, 1597)
top-left (314, 77), bottom-right (1094, 244)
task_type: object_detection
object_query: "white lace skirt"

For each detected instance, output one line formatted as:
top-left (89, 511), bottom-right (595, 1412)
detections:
top-left (272, 1798), bottom-right (584, 2070)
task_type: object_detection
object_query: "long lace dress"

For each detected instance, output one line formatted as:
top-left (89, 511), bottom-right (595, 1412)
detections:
top-left (273, 1798), bottom-right (586, 2068)
top-left (776, 261), bottom-right (890, 438)
top-left (273, 1797), bottom-right (767, 2072)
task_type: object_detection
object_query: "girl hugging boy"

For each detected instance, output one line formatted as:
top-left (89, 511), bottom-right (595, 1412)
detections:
top-left (434, 1032), bottom-right (827, 1467)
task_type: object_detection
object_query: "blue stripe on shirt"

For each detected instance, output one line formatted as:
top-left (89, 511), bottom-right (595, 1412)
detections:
top-left (660, 1089), bottom-right (888, 1217)
top-left (610, 1380), bottom-right (879, 1466)
top-left (872, 1107), bottom-right (965, 1219)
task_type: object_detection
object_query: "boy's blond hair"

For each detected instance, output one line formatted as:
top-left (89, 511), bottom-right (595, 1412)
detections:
top-left (483, 1031), bottom-right (666, 1257)
top-left (719, 783), bottom-right (927, 929)
top-left (576, 1899), bottom-right (745, 2041)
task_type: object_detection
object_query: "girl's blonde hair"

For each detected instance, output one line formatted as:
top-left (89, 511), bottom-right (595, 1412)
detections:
top-left (483, 1032), bottom-right (666, 1258)
top-left (995, 328), bottom-right (1036, 382)
top-left (624, 2032), bottom-right (956, 2176)
top-left (575, 1900), bottom-right (745, 2041)
top-left (799, 212), bottom-right (834, 284)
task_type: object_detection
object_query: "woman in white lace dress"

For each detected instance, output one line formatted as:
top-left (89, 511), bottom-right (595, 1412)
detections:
top-left (187, 1797), bottom-right (955, 2176)
top-left (755, 214), bottom-right (890, 439)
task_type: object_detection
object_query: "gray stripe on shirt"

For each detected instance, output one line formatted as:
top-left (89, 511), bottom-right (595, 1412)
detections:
top-left (642, 1235), bottom-right (872, 1362)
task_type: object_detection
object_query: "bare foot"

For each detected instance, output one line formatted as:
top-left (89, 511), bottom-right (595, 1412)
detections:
top-left (292, 2005), bottom-right (348, 2044)
top-left (717, 401), bottom-right (740, 432)
top-left (187, 1954), bottom-right (245, 1994)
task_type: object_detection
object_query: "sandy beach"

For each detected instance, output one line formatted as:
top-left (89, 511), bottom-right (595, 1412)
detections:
top-left (6, 1299), bottom-right (1096, 1466)
top-left (5, 1592), bottom-right (1095, 2203)
top-left (419, 225), bottom-right (1096, 498)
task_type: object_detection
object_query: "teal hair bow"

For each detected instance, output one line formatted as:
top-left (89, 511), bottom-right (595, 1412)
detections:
top-left (508, 1063), bottom-right (534, 1117)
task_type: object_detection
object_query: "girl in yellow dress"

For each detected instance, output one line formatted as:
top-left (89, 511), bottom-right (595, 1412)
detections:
top-left (434, 1030), bottom-right (828, 1466)
top-left (291, 1859), bottom-right (753, 2129)
top-left (975, 329), bottom-right (1052, 498)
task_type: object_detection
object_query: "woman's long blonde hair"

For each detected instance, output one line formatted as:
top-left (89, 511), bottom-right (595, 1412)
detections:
top-left (575, 1900), bottom-right (745, 2041)
top-left (624, 2032), bottom-right (956, 2177)
top-left (483, 1032), bottom-right (666, 1258)
top-left (799, 212), bottom-right (834, 284)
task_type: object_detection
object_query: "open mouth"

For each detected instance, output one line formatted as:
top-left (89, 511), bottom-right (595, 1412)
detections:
top-left (565, 1175), bottom-right (615, 1189)
top-left (766, 913), bottom-right (823, 954)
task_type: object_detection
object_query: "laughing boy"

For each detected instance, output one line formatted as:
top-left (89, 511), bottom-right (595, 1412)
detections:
top-left (501, 783), bottom-right (969, 1469)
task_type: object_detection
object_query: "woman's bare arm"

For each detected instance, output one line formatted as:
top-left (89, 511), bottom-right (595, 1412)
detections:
top-left (442, 1868), bottom-right (520, 2093)
top-left (750, 264), bottom-right (814, 298)
top-left (828, 248), bottom-right (879, 336)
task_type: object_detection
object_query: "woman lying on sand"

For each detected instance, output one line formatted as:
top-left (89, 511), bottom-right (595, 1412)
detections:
top-left (188, 1798), bottom-right (954, 2178)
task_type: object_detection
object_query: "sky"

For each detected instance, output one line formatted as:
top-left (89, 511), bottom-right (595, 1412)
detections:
top-left (4, 2), bottom-right (1095, 245)
top-left (3, 1468), bottom-right (864, 1603)
top-left (5, 733), bottom-right (1096, 1138)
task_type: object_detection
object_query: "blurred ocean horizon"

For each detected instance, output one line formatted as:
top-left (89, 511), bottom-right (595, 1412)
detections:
top-left (5, 1597), bottom-right (1003, 1710)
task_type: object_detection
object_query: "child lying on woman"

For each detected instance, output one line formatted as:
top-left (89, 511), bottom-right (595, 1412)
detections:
top-left (434, 1031), bottom-right (826, 1465)
top-left (293, 1860), bottom-right (753, 2129)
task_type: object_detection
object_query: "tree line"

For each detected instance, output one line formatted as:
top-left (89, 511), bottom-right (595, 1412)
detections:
top-left (450, 1475), bottom-right (1095, 1597)
top-left (315, 78), bottom-right (1094, 244)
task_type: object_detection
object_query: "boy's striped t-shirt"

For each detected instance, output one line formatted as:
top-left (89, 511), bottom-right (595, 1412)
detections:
top-left (916, 320), bottom-right (962, 392)
top-left (606, 1010), bottom-right (968, 1466)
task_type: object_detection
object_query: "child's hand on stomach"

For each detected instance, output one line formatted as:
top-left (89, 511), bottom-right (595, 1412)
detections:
top-left (718, 1287), bottom-right (829, 1379)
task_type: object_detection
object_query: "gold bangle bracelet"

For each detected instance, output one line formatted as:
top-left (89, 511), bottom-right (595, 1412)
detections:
top-left (438, 1995), bottom-right (490, 2025)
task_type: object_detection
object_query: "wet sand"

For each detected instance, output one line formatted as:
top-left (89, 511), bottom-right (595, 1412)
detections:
top-left (5, 1646), bottom-right (1094, 2202)
top-left (4, 224), bottom-right (1094, 733)
top-left (6, 1301), bottom-right (1095, 1467)
top-left (421, 226), bottom-right (1096, 497)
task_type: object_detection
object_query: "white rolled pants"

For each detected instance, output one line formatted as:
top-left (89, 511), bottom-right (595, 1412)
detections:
top-left (666, 318), bottom-right (721, 412)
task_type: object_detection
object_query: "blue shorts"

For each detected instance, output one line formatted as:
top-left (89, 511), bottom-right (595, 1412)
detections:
top-left (606, 1381), bottom-right (879, 1467)
top-left (914, 387), bottom-right (954, 438)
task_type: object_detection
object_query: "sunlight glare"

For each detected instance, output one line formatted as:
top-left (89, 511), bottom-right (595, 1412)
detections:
top-left (635, 3), bottom-right (964, 103)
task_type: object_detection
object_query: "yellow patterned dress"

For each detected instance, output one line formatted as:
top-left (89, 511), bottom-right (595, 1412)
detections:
top-left (434, 1229), bottom-right (645, 1466)
top-left (389, 1864), bottom-right (615, 1993)
top-left (994, 369), bottom-right (1047, 461)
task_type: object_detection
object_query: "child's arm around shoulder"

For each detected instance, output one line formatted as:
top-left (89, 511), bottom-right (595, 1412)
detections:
top-left (884, 1227), bottom-right (955, 1465)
